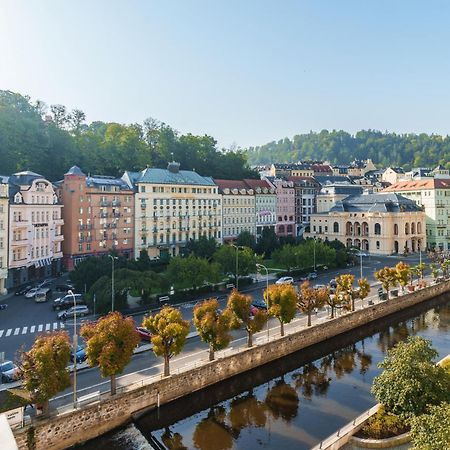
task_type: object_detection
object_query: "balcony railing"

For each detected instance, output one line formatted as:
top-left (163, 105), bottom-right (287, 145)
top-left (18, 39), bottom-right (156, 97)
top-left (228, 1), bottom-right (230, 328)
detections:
top-left (100, 213), bottom-right (108, 218)
top-left (112, 200), bottom-right (121, 207)
top-left (100, 201), bottom-right (110, 207)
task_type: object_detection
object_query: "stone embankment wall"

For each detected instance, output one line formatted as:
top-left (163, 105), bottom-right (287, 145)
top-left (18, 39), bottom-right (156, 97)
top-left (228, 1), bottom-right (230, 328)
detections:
top-left (13, 281), bottom-right (450, 450)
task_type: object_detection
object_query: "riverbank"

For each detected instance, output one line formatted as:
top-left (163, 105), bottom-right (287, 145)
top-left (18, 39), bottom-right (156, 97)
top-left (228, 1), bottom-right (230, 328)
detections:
top-left (12, 280), bottom-right (450, 450)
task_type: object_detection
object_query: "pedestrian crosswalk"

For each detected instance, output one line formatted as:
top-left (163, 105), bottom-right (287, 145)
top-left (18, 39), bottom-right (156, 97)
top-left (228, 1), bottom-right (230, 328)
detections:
top-left (0, 322), bottom-right (65, 339)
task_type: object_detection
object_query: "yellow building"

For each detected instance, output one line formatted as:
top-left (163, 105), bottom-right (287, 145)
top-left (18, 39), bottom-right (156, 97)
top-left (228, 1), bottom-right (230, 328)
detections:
top-left (307, 193), bottom-right (426, 255)
top-left (0, 177), bottom-right (8, 294)
top-left (123, 162), bottom-right (222, 259)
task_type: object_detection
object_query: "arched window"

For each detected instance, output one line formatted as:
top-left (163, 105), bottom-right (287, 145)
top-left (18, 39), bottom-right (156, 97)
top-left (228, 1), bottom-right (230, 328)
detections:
top-left (279, 225), bottom-right (285, 233)
top-left (374, 223), bottom-right (381, 235)
top-left (333, 222), bottom-right (339, 233)
top-left (411, 222), bottom-right (415, 234)
top-left (394, 224), bottom-right (398, 235)
top-left (417, 222), bottom-right (422, 234)
top-left (405, 223), bottom-right (410, 235)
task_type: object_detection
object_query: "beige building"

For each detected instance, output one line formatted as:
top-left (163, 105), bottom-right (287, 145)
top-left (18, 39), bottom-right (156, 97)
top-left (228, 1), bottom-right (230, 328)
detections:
top-left (7, 171), bottom-right (63, 287)
top-left (215, 179), bottom-right (256, 241)
top-left (381, 167), bottom-right (405, 185)
top-left (0, 177), bottom-right (8, 294)
top-left (307, 193), bottom-right (426, 255)
top-left (316, 185), bottom-right (363, 213)
top-left (123, 162), bottom-right (222, 259)
top-left (384, 179), bottom-right (450, 251)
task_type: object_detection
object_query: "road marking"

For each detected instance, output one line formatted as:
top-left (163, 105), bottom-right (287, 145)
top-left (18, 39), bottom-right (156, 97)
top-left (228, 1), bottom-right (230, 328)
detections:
top-left (22, 327), bottom-right (28, 335)
top-left (38, 324), bottom-right (43, 332)
top-left (30, 326), bottom-right (35, 333)
top-left (0, 330), bottom-right (3, 338)
top-left (45, 323), bottom-right (50, 331)
top-left (5, 329), bottom-right (11, 337)
top-left (14, 328), bottom-right (20, 336)
top-left (53, 322), bottom-right (58, 330)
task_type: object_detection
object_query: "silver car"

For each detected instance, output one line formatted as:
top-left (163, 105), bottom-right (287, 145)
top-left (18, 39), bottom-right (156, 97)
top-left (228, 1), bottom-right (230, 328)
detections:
top-left (0, 360), bottom-right (20, 383)
top-left (57, 305), bottom-right (89, 320)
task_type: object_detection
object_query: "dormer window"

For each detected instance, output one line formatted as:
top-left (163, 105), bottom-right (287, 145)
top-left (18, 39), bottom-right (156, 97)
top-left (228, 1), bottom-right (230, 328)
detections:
top-left (14, 193), bottom-right (22, 204)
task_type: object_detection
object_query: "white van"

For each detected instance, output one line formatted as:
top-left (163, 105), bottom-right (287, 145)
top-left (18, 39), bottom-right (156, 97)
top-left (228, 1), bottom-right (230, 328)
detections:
top-left (35, 288), bottom-right (52, 303)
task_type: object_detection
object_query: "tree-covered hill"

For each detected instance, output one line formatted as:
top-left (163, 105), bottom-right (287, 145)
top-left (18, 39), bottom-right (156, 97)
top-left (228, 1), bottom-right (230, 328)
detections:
top-left (246, 129), bottom-right (450, 169)
top-left (0, 90), bottom-right (256, 181)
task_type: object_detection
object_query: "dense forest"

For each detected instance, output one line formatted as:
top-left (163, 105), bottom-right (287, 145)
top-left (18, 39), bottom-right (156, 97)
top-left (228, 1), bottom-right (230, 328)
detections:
top-left (246, 129), bottom-right (450, 169)
top-left (0, 90), bottom-right (256, 181)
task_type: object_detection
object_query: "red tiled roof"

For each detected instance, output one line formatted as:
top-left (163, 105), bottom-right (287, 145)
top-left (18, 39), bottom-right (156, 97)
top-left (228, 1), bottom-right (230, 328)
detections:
top-left (213, 179), bottom-right (249, 190)
top-left (383, 179), bottom-right (450, 191)
top-left (243, 178), bottom-right (273, 189)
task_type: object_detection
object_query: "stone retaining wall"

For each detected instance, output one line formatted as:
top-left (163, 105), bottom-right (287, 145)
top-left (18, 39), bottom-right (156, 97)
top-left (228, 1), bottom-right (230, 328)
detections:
top-left (13, 280), bottom-right (450, 450)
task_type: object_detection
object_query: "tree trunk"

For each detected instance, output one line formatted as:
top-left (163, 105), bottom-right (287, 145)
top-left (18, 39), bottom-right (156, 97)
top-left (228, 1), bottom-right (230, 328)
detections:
top-left (280, 320), bottom-right (284, 337)
top-left (351, 296), bottom-right (355, 312)
top-left (247, 331), bottom-right (253, 348)
top-left (307, 310), bottom-right (312, 326)
top-left (164, 353), bottom-right (170, 376)
top-left (209, 345), bottom-right (215, 361)
top-left (42, 399), bottom-right (49, 417)
top-left (110, 374), bottom-right (116, 395)
top-left (330, 306), bottom-right (335, 319)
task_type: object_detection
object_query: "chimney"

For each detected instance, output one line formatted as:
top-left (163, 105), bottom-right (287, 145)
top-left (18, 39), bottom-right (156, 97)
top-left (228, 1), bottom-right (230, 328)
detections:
top-left (167, 161), bottom-right (180, 174)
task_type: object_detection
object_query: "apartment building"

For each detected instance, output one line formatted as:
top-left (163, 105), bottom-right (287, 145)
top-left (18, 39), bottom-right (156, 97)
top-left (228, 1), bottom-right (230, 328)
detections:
top-left (383, 179), bottom-right (450, 251)
top-left (124, 162), bottom-right (222, 259)
top-left (243, 179), bottom-right (276, 238)
top-left (59, 166), bottom-right (135, 270)
top-left (307, 193), bottom-right (426, 255)
top-left (215, 179), bottom-right (255, 242)
top-left (0, 177), bottom-right (8, 294)
top-left (288, 176), bottom-right (321, 232)
top-left (268, 178), bottom-right (295, 237)
top-left (7, 171), bottom-right (63, 287)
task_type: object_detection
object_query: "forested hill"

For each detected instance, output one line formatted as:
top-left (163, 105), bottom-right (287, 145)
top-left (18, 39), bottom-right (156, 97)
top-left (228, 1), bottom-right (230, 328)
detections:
top-left (246, 130), bottom-right (450, 169)
top-left (0, 90), bottom-right (256, 181)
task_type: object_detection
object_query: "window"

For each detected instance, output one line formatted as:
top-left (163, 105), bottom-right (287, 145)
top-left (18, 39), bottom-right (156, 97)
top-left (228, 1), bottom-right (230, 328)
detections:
top-left (333, 222), bottom-right (339, 233)
top-left (394, 224), bottom-right (398, 235)
top-left (374, 223), bottom-right (381, 235)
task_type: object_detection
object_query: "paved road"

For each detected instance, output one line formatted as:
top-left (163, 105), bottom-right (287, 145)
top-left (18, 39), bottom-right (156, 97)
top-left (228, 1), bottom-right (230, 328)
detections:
top-left (0, 254), bottom-right (429, 393)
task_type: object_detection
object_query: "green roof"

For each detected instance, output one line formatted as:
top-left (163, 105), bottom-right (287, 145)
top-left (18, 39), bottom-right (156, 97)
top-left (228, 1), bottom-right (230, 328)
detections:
top-left (123, 167), bottom-right (216, 187)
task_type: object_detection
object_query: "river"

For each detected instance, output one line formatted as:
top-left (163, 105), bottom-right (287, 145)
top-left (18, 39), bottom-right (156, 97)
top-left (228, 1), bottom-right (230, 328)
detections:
top-left (76, 295), bottom-right (450, 450)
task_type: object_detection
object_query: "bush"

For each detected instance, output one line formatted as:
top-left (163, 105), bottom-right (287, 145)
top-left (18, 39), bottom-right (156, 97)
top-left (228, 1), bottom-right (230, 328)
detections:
top-left (360, 406), bottom-right (408, 439)
top-left (441, 358), bottom-right (450, 373)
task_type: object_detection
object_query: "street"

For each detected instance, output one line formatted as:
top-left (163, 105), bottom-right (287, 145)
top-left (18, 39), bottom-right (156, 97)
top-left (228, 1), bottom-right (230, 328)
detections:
top-left (0, 253), bottom-right (429, 398)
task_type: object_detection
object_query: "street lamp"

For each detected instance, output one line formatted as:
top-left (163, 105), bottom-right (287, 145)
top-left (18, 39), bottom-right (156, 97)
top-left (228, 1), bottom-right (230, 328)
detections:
top-left (108, 255), bottom-right (118, 311)
top-left (230, 244), bottom-right (244, 290)
top-left (67, 290), bottom-right (77, 409)
top-left (313, 237), bottom-right (317, 272)
top-left (256, 263), bottom-right (270, 342)
top-left (360, 252), bottom-right (363, 280)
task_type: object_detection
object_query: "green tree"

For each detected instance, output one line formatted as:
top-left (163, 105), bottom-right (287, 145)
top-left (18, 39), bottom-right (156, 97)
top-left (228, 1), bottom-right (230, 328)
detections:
top-left (213, 245), bottom-right (258, 286)
top-left (264, 284), bottom-right (297, 336)
top-left (193, 298), bottom-right (232, 361)
top-left (186, 235), bottom-right (218, 260)
top-left (371, 336), bottom-right (450, 418)
top-left (142, 306), bottom-right (190, 376)
top-left (256, 227), bottom-right (279, 257)
top-left (395, 262), bottom-right (410, 292)
top-left (236, 231), bottom-right (256, 250)
top-left (20, 331), bottom-right (71, 415)
top-left (410, 403), bottom-right (450, 450)
top-left (81, 312), bottom-right (140, 394)
top-left (272, 245), bottom-right (297, 272)
top-left (226, 290), bottom-right (267, 347)
top-left (297, 281), bottom-right (327, 326)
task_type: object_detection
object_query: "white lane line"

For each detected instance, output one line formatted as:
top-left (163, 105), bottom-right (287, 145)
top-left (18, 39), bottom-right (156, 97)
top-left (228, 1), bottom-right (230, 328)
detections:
top-left (5, 329), bottom-right (12, 337)
top-left (59, 322), bottom-right (65, 329)
top-left (30, 326), bottom-right (35, 333)
top-left (45, 323), bottom-right (50, 331)
top-left (0, 330), bottom-right (3, 338)
top-left (38, 324), bottom-right (43, 332)
top-left (14, 328), bottom-right (20, 336)
top-left (22, 327), bottom-right (28, 335)
top-left (53, 322), bottom-right (58, 330)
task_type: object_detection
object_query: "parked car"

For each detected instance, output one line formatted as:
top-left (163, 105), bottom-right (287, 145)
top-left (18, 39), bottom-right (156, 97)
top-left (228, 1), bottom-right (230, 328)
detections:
top-left (53, 293), bottom-right (85, 311)
top-left (71, 345), bottom-right (87, 363)
top-left (0, 361), bottom-right (20, 383)
top-left (313, 284), bottom-right (327, 290)
top-left (37, 279), bottom-right (53, 289)
top-left (329, 279), bottom-right (337, 288)
top-left (251, 299), bottom-right (268, 310)
top-left (25, 288), bottom-right (40, 299)
top-left (15, 285), bottom-right (33, 296)
top-left (275, 276), bottom-right (294, 285)
top-left (135, 326), bottom-right (152, 341)
top-left (57, 305), bottom-right (89, 320)
top-left (35, 288), bottom-right (52, 303)
top-left (307, 272), bottom-right (318, 280)
top-left (55, 283), bottom-right (74, 293)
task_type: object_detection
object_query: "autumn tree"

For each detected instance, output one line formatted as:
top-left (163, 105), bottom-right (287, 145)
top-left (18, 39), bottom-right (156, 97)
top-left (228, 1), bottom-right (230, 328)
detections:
top-left (335, 274), bottom-right (356, 311)
top-left (81, 312), bottom-right (140, 395)
top-left (325, 288), bottom-right (342, 319)
top-left (226, 290), bottom-right (267, 347)
top-left (142, 305), bottom-right (190, 376)
top-left (264, 284), bottom-right (297, 336)
top-left (416, 262), bottom-right (426, 280)
top-left (20, 331), bottom-right (71, 415)
top-left (395, 262), bottom-right (410, 292)
top-left (357, 278), bottom-right (371, 304)
top-left (297, 281), bottom-right (326, 326)
top-left (375, 267), bottom-right (398, 299)
top-left (193, 298), bottom-right (232, 361)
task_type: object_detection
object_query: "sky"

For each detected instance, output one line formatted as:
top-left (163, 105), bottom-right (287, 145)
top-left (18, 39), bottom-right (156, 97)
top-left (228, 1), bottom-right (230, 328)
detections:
top-left (1, 0), bottom-right (450, 148)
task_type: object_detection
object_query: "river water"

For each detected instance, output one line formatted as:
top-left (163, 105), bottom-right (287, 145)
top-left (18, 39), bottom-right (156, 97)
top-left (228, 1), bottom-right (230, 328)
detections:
top-left (76, 296), bottom-right (450, 450)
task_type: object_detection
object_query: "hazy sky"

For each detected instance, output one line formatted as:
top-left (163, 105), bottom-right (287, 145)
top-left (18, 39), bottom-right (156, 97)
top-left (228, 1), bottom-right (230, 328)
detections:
top-left (1, 0), bottom-right (450, 148)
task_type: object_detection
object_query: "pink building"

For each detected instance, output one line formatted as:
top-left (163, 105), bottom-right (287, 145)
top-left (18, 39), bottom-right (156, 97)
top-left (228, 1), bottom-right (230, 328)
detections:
top-left (270, 178), bottom-right (296, 237)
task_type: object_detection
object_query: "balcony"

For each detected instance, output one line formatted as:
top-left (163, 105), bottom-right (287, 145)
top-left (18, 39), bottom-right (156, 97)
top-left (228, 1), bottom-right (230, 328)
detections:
top-left (140, 203), bottom-right (146, 209)
top-left (100, 201), bottom-right (110, 207)
top-left (86, 236), bottom-right (93, 242)
top-left (112, 200), bottom-right (121, 207)
top-left (112, 212), bottom-right (121, 218)
top-left (100, 213), bottom-right (108, 218)
top-left (54, 234), bottom-right (64, 241)
top-left (78, 237), bottom-right (85, 243)
top-left (54, 218), bottom-right (64, 226)
top-left (11, 239), bottom-right (28, 246)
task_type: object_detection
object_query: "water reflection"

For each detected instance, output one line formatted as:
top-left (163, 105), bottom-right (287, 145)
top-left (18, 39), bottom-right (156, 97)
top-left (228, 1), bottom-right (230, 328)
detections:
top-left (77, 298), bottom-right (450, 450)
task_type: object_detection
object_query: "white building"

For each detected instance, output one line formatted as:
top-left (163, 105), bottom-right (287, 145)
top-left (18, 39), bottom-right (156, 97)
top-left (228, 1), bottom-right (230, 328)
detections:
top-left (0, 177), bottom-right (8, 294)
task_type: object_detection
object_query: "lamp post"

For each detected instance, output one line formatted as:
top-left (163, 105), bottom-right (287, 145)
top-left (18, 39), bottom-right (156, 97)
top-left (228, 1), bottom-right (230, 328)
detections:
top-left (67, 290), bottom-right (77, 409)
top-left (313, 237), bottom-right (317, 272)
top-left (256, 263), bottom-right (270, 342)
top-left (360, 252), bottom-right (363, 280)
top-left (230, 244), bottom-right (244, 290)
top-left (108, 255), bottom-right (118, 311)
